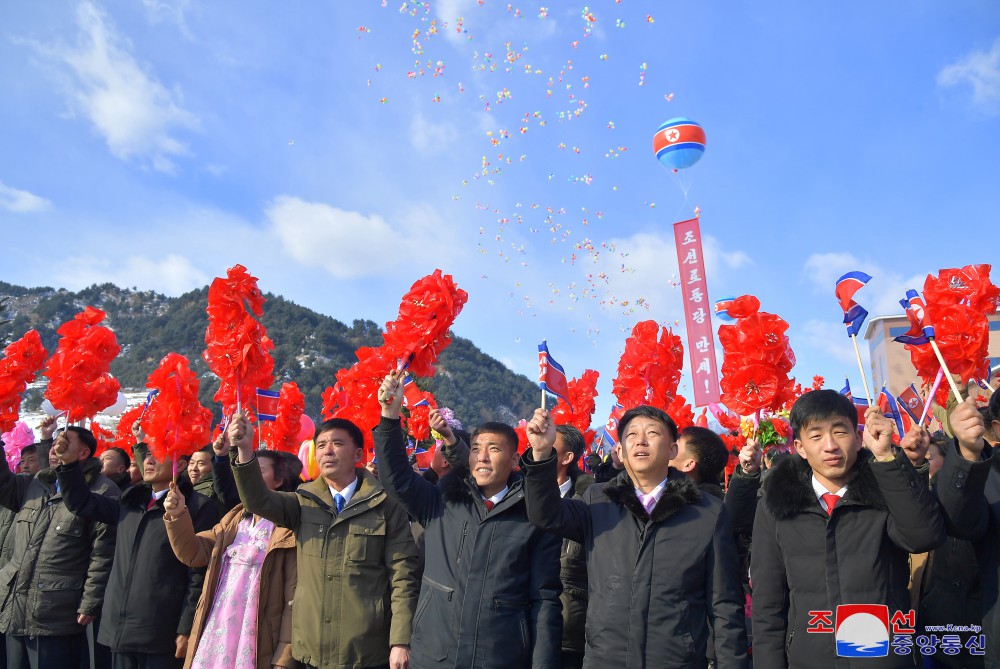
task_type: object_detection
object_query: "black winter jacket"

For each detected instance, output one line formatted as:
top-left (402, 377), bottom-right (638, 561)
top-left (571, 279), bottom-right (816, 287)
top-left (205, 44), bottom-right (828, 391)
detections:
top-left (57, 463), bottom-right (219, 654)
top-left (751, 451), bottom-right (944, 669)
top-left (374, 417), bottom-right (563, 669)
top-left (0, 457), bottom-right (119, 637)
top-left (934, 439), bottom-right (1000, 668)
top-left (559, 469), bottom-right (593, 655)
top-left (522, 452), bottom-right (748, 669)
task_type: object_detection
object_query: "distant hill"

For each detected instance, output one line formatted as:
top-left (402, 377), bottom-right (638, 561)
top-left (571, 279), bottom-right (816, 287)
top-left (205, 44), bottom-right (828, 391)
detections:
top-left (0, 281), bottom-right (540, 427)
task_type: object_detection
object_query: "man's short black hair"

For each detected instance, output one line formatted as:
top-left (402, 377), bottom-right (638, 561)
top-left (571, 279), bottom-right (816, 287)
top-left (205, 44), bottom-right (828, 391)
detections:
top-left (20, 444), bottom-right (37, 458)
top-left (314, 418), bottom-right (365, 451)
top-left (556, 424), bottom-right (586, 461)
top-left (67, 426), bottom-right (97, 457)
top-left (679, 426), bottom-right (729, 484)
top-left (618, 405), bottom-right (679, 443)
top-left (107, 446), bottom-right (131, 469)
top-left (986, 390), bottom-right (1000, 424)
top-left (471, 422), bottom-right (519, 451)
top-left (789, 390), bottom-right (857, 438)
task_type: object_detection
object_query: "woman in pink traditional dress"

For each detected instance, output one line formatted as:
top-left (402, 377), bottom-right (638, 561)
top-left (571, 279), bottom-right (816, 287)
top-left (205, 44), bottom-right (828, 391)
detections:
top-left (164, 448), bottom-right (298, 669)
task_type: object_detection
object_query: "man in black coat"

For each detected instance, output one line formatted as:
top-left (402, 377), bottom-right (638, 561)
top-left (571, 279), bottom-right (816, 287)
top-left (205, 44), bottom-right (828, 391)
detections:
top-left (934, 393), bottom-right (1000, 668)
top-left (374, 371), bottom-right (562, 669)
top-left (522, 404), bottom-right (748, 669)
top-left (750, 389), bottom-right (944, 669)
top-left (54, 433), bottom-right (219, 669)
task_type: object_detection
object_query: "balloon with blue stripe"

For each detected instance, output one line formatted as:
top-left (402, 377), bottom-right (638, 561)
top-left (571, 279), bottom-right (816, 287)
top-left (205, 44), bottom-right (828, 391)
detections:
top-left (653, 117), bottom-right (706, 171)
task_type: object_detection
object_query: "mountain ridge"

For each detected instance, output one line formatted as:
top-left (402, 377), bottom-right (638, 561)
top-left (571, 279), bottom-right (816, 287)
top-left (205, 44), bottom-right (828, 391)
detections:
top-left (0, 280), bottom-right (540, 428)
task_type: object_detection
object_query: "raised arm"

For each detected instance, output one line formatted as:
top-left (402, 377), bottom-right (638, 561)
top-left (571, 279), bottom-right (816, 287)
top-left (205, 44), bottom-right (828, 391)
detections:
top-left (55, 433), bottom-right (121, 525)
top-left (864, 410), bottom-right (944, 553)
top-left (210, 432), bottom-right (240, 513)
top-left (724, 440), bottom-right (762, 537)
top-left (935, 397), bottom-right (993, 541)
top-left (230, 412), bottom-right (302, 529)
top-left (163, 481), bottom-right (218, 569)
top-left (0, 450), bottom-right (31, 512)
top-left (372, 371), bottom-right (444, 526)
top-left (77, 482), bottom-right (121, 622)
top-left (521, 408), bottom-right (590, 544)
top-left (176, 495), bottom-right (219, 648)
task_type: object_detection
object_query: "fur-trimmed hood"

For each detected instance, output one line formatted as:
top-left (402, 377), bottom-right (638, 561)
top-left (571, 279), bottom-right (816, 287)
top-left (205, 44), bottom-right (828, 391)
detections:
top-left (602, 468), bottom-right (702, 524)
top-left (763, 449), bottom-right (887, 520)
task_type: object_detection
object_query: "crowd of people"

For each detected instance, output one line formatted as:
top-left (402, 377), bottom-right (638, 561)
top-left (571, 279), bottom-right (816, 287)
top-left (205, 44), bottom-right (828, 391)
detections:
top-left (0, 371), bottom-right (998, 669)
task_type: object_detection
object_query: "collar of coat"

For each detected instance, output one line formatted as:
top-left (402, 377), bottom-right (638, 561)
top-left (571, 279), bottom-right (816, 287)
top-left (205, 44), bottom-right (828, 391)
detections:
top-left (121, 472), bottom-right (196, 507)
top-left (568, 468), bottom-right (595, 498)
top-left (440, 470), bottom-right (525, 507)
top-left (762, 449), bottom-right (887, 520)
top-left (602, 468), bottom-right (702, 524)
top-left (295, 467), bottom-right (384, 514)
top-left (38, 456), bottom-right (103, 487)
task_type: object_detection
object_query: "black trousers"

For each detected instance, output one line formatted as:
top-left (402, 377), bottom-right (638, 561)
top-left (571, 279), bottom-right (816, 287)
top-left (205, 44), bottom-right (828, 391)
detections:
top-left (110, 652), bottom-right (181, 669)
top-left (82, 615), bottom-right (111, 669)
top-left (6, 633), bottom-right (85, 669)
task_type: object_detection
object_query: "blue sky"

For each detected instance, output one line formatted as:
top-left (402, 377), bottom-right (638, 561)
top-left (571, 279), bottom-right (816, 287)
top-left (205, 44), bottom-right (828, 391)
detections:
top-left (2, 1), bottom-right (999, 417)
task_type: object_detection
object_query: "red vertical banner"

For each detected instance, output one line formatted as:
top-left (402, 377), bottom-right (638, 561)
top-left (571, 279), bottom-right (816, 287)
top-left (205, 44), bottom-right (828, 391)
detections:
top-left (673, 218), bottom-right (721, 406)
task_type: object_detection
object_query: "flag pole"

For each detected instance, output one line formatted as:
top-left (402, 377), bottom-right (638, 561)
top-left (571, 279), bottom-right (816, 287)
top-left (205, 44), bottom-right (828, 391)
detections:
top-left (919, 368), bottom-right (945, 425)
top-left (541, 389), bottom-right (547, 411)
top-left (928, 338), bottom-right (964, 404)
top-left (850, 333), bottom-right (873, 405)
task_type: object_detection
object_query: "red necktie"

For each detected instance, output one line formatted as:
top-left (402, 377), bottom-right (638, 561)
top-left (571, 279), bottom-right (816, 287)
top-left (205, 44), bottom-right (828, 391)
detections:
top-left (147, 497), bottom-right (157, 511)
top-left (821, 493), bottom-right (840, 516)
top-left (484, 500), bottom-right (495, 511)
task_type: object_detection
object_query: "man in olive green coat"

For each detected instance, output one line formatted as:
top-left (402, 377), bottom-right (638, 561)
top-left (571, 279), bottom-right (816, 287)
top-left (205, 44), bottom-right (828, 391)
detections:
top-left (230, 412), bottom-right (419, 669)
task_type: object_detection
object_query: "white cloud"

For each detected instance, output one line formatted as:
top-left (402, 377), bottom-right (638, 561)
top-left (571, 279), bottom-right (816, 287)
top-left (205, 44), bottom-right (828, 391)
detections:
top-left (52, 253), bottom-right (209, 296)
top-left (37, 1), bottom-right (199, 172)
top-left (573, 230), bottom-right (754, 319)
top-left (436, 0), bottom-right (476, 44)
top-left (0, 180), bottom-right (52, 213)
top-left (410, 113), bottom-right (458, 152)
top-left (938, 38), bottom-right (1000, 113)
top-left (797, 318), bottom-right (861, 367)
top-left (266, 196), bottom-right (446, 279)
top-left (802, 252), bottom-right (926, 316)
top-left (142, 0), bottom-right (195, 39)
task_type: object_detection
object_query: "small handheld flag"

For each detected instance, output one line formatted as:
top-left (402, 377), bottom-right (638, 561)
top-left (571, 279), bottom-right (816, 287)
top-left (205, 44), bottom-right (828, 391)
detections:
top-left (844, 301), bottom-right (868, 338)
top-left (256, 388), bottom-right (280, 421)
top-left (840, 378), bottom-right (852, 400)
top-left (538, 341), bottom-right (571, 408)
top-left (894, 289), bottom-right (934, 345)
top-left (835, 271), bottom-right (872, 312)
top-left (402, 376), bottom-right (430, 408)
top-left (896, 384), bottom-right (928, 426)
top-left (835, 271), bottom-right (873, 405)
top-left (877, 386), bottom-right (906, 438)
top-left (853, 396), bottom-right (869, 431)
top-left (593, 403), bottom-right (625, 457)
